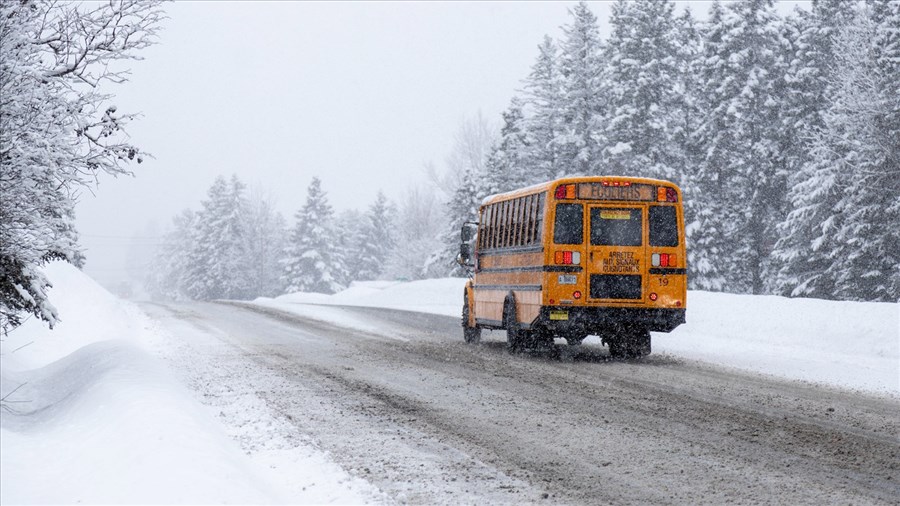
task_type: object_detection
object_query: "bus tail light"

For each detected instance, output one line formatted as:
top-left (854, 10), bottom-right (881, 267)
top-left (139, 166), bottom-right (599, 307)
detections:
top-left (657, 187), bottom-right (678, 202)
top-left (554, 251), bottom-right (581, 265)
top-left (555, 184), bottom-right (576, 199)
top-left (573, 290), bottom-right (582, 299)
top-left (649, 293), bottom-right (658, 301)
top-left (651, 253), bottom-right (677, 267)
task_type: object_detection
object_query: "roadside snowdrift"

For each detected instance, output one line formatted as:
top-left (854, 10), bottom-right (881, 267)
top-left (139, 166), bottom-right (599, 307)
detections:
top-left (0, 262), bottom-right (373, 504)
top-left (262, 279), bottom-right (899, 396)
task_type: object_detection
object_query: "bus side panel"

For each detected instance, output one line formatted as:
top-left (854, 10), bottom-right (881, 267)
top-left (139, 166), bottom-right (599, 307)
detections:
top-left (473, 250), bottom-right (543, 327)
top-left (473, 288), bottom-right (505, 325)
top-left (516, 290), bottom-right (542, 326)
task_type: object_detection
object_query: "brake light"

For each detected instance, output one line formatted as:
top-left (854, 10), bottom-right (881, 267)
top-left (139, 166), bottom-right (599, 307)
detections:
top-left (555, 184), bottom-right (576, 199)
top-left (554, 251), bottom-right (581, 265)
top-left (651, 253), bottom-right (677, 267)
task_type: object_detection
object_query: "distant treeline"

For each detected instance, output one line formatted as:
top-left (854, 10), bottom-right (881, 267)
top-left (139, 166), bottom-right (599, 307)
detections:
top-left (149, 0), bottom-right (898, 304)
top-left (433, 0), bottom-right (899, 302)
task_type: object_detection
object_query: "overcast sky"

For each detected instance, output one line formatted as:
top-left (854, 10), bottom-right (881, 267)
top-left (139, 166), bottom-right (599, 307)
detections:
top-left (75, 1), bottom-right (806, 288)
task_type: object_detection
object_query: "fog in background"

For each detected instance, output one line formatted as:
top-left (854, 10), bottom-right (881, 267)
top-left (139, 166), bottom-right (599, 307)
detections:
top-left (75, 1), bottom-right (805, 291)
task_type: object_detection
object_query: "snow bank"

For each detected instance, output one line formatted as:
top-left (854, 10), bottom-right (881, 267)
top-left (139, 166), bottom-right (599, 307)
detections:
top-left (268, 278), bottom-right (464, 317)
top-left (267, 279), bottom-right (899, 396)
top-left (0, 262), bottom-right (375, 504)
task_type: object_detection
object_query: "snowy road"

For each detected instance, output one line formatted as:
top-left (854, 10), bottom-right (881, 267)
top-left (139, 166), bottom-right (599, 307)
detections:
top-left (142, 300), bottom-right (900, 505)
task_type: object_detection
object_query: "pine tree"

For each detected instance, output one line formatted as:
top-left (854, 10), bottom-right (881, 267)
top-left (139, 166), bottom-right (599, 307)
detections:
top-left (185, 175), bottom-right (250, 300)
top-left (602, 0), bottom-right (680, 181)
top-left (282, 177), bottom-right (345, 294)
top-left (557, 1), bottom-right (606, 176)
top-left (485, 97), bottom-right (531, 196)
top-left (777, 1), bottom-right (899, 301)
top-left (355, 192), bottom-right (397, 281)
top-left (522, 36), bottom-right (565, 181)
top-left (384, 184), bottom-right (445, 281)
top-left (691, 0), bottom-right (788, 294)
top-left (685, 0), bottom-right (732, 291)
top-left (146, 210), bottom-right (197, 301)
top-left (242, 190), bottom-right (287, 298)
top-left (427, 166), bottom-right (482, 278)
top-left (334, 209), bottom-right (365, 286)
top-left (772, 0), bottom-right (858, 298)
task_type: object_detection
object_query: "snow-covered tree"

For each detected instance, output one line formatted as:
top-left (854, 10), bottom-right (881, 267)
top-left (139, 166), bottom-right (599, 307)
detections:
top-left (427, 115), bottom-right (496, 277)
top-left (776, 1), bottom-right (900, 301)
top-left (242, 188), bottom-right (288, 298)
top-left (0, 0), bottom-right (163, 332)
top-left (185, 176), bottom-right (251, 300)
top-left (353, 192), bottom-right (397, 281)
top-left (602, 0), bottom-right (681, 181)
top-left (557, 2), bottom-right (607, 176)
top-left (521, 36), bottom-right (565, 181)
top-left (146, 210), bottom-right (198, 301)
top-left (283, 177), bottom-right (345, 294)
top-left (427, 165), bottom-right (483, 278)
top-left (772, 0), bottom-right (859, 298)
top-left (484, 98), bottom-right (531, 196)
top-left (384, 184), bottom-right (445, 281)
top-left (691, 0), bottom-right (789, 294)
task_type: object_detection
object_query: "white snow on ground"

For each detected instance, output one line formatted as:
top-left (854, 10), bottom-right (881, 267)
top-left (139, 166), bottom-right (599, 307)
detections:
top-left (2, 264), bottom-right (897, 504)
top-left (0, 262), bottom-right (382, 505)
top-left (259, 279), bottom-right (899, 397)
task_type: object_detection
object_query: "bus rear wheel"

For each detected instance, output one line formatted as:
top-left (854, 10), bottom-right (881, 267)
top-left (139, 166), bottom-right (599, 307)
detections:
top-left (462, 295), bottom-right (481, 344)
top-left (608, 329), bottom-right (651, 359)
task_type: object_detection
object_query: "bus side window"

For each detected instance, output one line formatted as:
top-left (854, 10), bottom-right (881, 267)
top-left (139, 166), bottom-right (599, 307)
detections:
top-left (535, 194), bottom-right (545, 242)
top-left (554, 203), bottom-right (583, 245)
top-left (524, 195), bottom-right (534, 245)
top-left (649, 205), bottom-right (679, 247)
top-left (479, 206), bottom-right (489, 249)
top-left (490, 204), bottom-right (500, 248)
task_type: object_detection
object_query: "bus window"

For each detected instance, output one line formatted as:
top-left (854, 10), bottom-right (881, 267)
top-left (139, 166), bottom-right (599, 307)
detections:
top-left (649, 205), bottom-right (679, 247)
top-left (590, 207), bottom-right (642, 246)
top-left (554, 203), bottom-right (583, 245)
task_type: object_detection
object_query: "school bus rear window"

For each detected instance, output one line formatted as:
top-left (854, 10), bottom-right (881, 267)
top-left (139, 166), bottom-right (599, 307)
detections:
top-left (649, 205), bottom-right (679, 247)
top-left (554, 203), bottom-right (583, 245)
top-left (591, 207), bottom-right (642, 246)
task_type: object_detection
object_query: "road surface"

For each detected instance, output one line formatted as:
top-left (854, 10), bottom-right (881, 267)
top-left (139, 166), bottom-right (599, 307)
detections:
top-left (141, 301), bottom-right (900, 505)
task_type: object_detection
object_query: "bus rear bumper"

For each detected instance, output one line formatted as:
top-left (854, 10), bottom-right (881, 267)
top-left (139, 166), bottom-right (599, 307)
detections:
top-left (534, 306), bottom-right (685, 334)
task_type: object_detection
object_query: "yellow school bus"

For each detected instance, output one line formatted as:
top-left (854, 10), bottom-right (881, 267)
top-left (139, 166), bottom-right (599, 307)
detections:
top-left (458, 176), bottom-right (686, 357)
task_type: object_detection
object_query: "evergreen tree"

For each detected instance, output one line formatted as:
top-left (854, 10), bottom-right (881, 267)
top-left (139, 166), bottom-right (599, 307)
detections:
top-left (146, 210), bottom-right (197, 301)
top-left (242, 190), bottom-right (288, 298)
top-left (334, 209), bottom-right (365, 286)
top-left (426, 166), bottom-right (482, 278)
top-left (384, 184), bottom-right (445, 281)
top-left (557, 1), bottom-right (606, 176)
top-left (692, 0), bottom-right (788, 294)
top-left (685, 0), bottom-right (731, 291)
top-left (185, 175), bottom-right (250, 300)
top-left (602, 0), bottom-right (680, 181)
top-left (522, 36), bottom-right (565, 181)
top-left (484, 97), bottom-right (530, 196)
top-left (355, 192), bottom-right (397, 281)
top-left (282, 177), bottom-right (345, 294)
top-left (773, 0), bottom-right (858, 298)
top-left (777, 2), bottom-right (899, 301)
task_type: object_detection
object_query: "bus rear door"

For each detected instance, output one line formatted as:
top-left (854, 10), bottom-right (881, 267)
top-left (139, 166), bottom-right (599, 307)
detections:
top-left (587, 205), bottom-right (645, 303)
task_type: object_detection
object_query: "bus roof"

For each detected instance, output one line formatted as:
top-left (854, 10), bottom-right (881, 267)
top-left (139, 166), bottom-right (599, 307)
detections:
top-left (480, 176), bottom-right (681, 207)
